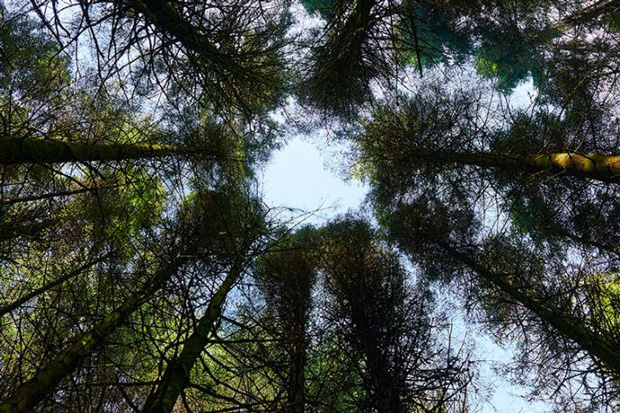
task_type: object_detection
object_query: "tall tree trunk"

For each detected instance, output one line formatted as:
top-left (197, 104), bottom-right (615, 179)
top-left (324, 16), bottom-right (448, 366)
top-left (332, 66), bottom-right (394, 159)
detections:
top-left (395, 150), bottom-right (620, 183)
top-left (0, 137), bottom-right (191, 165)
top-left (122, 0), bottom-right (250, 84)
top-left (287, 314), bottom-right (307, 413)
top-left (363, 332), bottom-right (398, 413)
top-left (0, 184), bottom-right (116, 206)
top-left (0, 255), bottom-right (191, 413)
top-left (348, 303), bottom-right (399, 413)
top-left (438, 241), bottom-right (620, 377)
top-left (123, 0), bottom-right (223, 60)
top-left (0, 255), bottom-right (109, 317)
top-left (141, 260), bottom-right (244, 413)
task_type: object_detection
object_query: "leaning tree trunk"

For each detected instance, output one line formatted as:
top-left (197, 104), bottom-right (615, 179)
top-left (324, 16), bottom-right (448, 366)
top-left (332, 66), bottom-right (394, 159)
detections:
top-left (399, 150), bottom-right (620, 184)
top-left (438, 241), bottom-right (620, 377)
top-left (0, 255), bottom-right (109, 317)
top-left (123, 0), bottom-right (225, 61)
top-left (0, 255), bottom-right (192, 413)
top-left (0, 183), bottom-right (116, 206)
top-left (122, 0), bottom-right (250, 85)
top-left (0, 136), bottom-right (192, 164)
top-left (141, 260), bottom-right (244, 413)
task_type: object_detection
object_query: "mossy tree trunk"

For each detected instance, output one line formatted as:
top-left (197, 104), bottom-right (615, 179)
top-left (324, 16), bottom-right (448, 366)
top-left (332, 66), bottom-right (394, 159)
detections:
top-left (0, 137), bottom-right (189, 164)
top-left (0, 256), bottom-right (191, 413)
top-left (439, 241), bottom-right (620, 377)
top-left (403, 150), bottom-right (620, 183)
top-left (141, 260), bottom-right (244, 413)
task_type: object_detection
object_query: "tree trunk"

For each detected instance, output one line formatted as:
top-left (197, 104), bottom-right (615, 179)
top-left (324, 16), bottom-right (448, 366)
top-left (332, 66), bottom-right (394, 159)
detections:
top-left (438, 241), bottom-right (620, 377)
top-left (402, 150), bottom-right (620, 183)
top-left (122, 0), bottom-right (233, 72)
top-left (0, 184), bottom-right (116, 206)
top-left (0, 137), bottom-right (188, 165)
top-left (141, 260), bottom-right (243, 413)
top-left (127, 0), bottom-right (216, 50)
top-left (287, 318), bottom-right (307, 413)
top-left (349, 303), bottom-right (399, 413)
top-left (0, 255), bottom-right (190, 413)
top-left (0, 255), bottom-right (109, 317)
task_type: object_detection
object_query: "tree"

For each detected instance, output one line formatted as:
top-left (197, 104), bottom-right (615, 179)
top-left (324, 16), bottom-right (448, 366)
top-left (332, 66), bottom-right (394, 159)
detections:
top-left (318, 215), bottom-right (472, 412)
top-left (301, 0), bottom-right (387, 117)
top-left (353, 74), bottom-right (620, 406)
top-left (0, 2), bottom-right (71, 138)
top-left (300, 0), bottom-right (619, 116)
top-left (0, 189), bottom-right (219, 412)
top-left (371, 185), bottom-right (620, 405)
top-left (2, 0), bottom-right (620, 410)
top-left (356, 88), bottom-right (620, 186)
top-left (254, 228), bottom-right (318, 413)
top-left (141, 187), bottom-right (268, 412)
top-left (30, 0), bottom-right (290, 117)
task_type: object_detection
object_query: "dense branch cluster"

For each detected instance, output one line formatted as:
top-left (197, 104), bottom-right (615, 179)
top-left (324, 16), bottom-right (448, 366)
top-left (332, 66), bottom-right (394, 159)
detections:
top-left (0, 0), bottom-right (619, 411)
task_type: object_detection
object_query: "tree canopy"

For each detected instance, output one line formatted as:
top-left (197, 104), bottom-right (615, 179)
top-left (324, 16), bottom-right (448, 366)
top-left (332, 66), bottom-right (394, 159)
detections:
top-left (1, 0), bottom-right (619, 411)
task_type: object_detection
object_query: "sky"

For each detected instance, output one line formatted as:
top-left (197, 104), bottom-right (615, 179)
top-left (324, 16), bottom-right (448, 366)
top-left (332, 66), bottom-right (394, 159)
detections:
top-left (260, 135), bottom-right (368, 224)
top-left (259, 78), bottom-right (555, 412)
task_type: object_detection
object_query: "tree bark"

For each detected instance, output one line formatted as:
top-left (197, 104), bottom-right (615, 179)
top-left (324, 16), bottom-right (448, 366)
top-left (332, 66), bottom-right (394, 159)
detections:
top-left (287, 310), bottom-right (307, 413)
top-left (141, 260), bottom-right (243, 413)
top-left (0, 184), bottom-right (115, 206)
top-left (0, 137), bottom-right (189, 165)
top-left (121, 0), bottom-right (244, 79)
top-left (123, 0), bottom-right (221, 57)
top-left (0, 255), bottom-right (190, 413)
top-left (0, 255), bottom-right (109, 317)
top-left (400, 150), bottom-right (620, 183)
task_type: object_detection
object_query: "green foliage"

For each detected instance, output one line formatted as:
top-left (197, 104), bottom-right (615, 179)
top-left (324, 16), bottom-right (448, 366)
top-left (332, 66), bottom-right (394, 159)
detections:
top-left (584, 273), bottom-right (620, 333)
top-left (1, 0), bottom-right (620, 410)
top-left (78, 169), bottom-right (166, 261)
top-left (0, 4), bottom-right (70, 103)
top-left (473, 23), bottom-right (554, 91)
top-left (300, 0), bottom-right (339, 19)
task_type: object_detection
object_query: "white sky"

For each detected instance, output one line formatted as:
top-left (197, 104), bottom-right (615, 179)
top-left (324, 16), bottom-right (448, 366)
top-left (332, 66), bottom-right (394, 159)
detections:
top-left (260, 136), bottom-right (369, 225)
